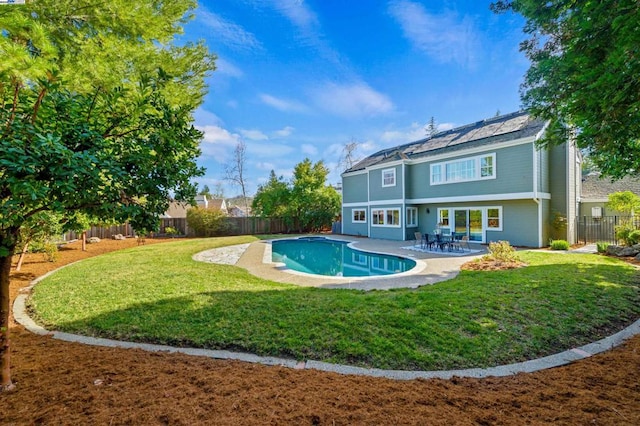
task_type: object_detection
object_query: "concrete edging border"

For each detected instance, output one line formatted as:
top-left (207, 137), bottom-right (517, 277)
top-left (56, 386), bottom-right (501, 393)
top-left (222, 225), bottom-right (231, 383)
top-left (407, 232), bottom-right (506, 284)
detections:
top-left (13, 249), bottom-right (640, 380)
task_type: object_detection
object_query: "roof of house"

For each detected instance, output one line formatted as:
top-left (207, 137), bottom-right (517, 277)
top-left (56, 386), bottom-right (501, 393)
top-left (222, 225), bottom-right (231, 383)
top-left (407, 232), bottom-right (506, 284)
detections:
top-left (343, 111), bottom-right (546, 174)
top-left (161, 201), bottom-right (189, 218)
top-left (208, 198), bottom-right (227, 211)
top-left (581, 173), bottom-right (640, 201)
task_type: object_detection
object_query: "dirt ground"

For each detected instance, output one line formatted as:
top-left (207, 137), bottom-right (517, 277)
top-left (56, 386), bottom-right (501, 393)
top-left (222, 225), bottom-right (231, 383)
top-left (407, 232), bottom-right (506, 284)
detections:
top-left (1, 239), bottom-right (639, 425)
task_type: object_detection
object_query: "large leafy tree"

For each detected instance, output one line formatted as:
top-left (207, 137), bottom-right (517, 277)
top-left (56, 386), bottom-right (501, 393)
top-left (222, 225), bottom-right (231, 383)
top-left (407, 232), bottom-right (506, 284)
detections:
top-left (491, 0), bottom-right (640, 179)
top-left (0, 0), bottom-right (215, 391)
top-left (252, 171), bottom-right (291, 218)
top-left (252, 161), bottom-right (341, 232)
top-left (290, 159), bottom-right (341, 232)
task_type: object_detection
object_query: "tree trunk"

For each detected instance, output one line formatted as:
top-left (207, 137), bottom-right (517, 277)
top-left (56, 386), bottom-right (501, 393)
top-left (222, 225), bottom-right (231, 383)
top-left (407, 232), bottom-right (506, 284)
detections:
top-left (82, 231), bottom-right (86, 252)
top-left (15, 241), bottom-right (29, 272)
top-left (0, 230), bottom-right (18, 392)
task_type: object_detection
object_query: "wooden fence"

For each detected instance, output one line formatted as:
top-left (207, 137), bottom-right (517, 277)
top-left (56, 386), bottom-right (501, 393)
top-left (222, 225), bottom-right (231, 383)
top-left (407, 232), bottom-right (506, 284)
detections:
top-left (63, 223), bottom-right (135, 241)
top-left (63, 217), bottom-right (293, 240)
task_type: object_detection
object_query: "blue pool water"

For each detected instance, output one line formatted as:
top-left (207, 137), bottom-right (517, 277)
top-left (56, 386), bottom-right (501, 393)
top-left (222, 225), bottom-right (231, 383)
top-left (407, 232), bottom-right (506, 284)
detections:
top-left (271, 237), bottom-right (416, 277)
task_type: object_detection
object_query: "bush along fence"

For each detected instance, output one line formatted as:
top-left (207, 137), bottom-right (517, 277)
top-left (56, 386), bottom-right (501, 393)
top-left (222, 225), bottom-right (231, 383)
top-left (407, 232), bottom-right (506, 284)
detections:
top-left (576, 216), bottom-right (640, 245)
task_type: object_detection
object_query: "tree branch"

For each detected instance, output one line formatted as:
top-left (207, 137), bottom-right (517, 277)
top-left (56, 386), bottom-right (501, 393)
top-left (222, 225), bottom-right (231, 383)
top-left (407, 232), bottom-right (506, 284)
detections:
top-left (2, 80), bottom-right (20, 137)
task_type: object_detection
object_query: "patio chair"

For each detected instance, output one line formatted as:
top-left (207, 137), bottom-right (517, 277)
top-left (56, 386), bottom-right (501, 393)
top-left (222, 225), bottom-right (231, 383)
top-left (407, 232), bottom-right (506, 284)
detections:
top-left (423, 233), bottom-right (436, 251)
top-left (414, 232), bottom-right (423, 249)
top-left (435, 233), bottom-right (450, 251)
top-left (459, 235), bottom-right (471, 252)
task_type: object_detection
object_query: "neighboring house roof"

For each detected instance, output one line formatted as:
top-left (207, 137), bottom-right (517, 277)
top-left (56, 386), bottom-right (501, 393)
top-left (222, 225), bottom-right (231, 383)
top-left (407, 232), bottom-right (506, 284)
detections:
top-left (208, 198), bottom-right (228, 212)
top-left (194, 194), bottom-right (209, 208)
top-left (228, 205), bottom-right (248, 217)
top-left (161, 201), bottom-right (189, 219)
top-left (343, 111), bottom-right (546, 174)
top-left (581, 173), bottom-right (640, 202)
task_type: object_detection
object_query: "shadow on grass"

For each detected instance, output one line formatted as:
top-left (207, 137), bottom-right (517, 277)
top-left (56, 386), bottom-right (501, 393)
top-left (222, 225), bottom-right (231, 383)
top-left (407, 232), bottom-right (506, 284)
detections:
top-left (31, 260), bottom-right (640, 372)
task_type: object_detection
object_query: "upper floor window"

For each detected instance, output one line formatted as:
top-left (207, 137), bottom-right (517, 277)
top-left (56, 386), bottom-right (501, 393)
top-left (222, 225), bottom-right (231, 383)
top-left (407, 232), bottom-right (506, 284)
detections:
top-left (382, 168), bottom-right (396, 187)
top-left (430, 153), bottom-right (496, 185)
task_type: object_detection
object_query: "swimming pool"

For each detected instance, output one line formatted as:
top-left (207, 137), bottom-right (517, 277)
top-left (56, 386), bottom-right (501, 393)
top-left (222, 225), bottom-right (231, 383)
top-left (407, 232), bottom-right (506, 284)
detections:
top-left (271, 237), bottom-right (417, 277)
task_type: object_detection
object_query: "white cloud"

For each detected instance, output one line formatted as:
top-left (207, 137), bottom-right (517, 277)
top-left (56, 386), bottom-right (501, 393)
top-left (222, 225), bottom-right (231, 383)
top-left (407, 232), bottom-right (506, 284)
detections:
top-left (197, 125), bottom-right (242, 161)
top-left (256, 162), bottom-right (276, 171)
top-left (381, 122), bottom-right (426, 144)
top-left (248, 141), bottom-right (296, 158)
top-left (301, 144), bottom-right (318, 156)
top-left (226, 100), bottom-right (239, 109)
top-left (273, 126), bottom-right (295, 138)
top-left (272, 0), bottom-right (319, 29)
top-left (239, 128), bottom-right (269, 140)
top-left (197, 10), bottom-right (262, 51)
top-left (311, 82), bottom-right (394, 118)
top-left (193, 108), bottom-right (223, 126)
top-left (260, 93), bottom-right (308, 113)
top-left (388, 0), bottom-right (479, 67)
top-left (215, 57), bottom-right (244, 79)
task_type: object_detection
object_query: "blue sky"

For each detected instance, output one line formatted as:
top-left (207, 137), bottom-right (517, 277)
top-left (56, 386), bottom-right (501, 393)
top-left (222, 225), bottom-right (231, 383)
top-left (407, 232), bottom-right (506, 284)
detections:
top-left (182, 1), bottom-right (529, 197)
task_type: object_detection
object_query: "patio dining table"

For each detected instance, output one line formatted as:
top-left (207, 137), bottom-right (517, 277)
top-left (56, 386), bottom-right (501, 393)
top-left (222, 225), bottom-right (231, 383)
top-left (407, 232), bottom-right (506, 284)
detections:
top-left (426, 233), bottom-right (464, 252)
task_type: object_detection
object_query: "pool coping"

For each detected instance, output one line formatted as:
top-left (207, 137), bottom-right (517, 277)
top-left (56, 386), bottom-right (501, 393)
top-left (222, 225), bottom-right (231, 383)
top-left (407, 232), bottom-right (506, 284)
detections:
top-left (262, 236), bottom-right (427, 282)
top-left (232, 236), bottom-right (485, 291)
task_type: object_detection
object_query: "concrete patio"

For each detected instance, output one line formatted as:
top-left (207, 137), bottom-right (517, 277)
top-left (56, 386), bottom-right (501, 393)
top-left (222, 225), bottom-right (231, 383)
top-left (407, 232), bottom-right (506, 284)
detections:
top-left (231, 235), bottom-right (488, 291)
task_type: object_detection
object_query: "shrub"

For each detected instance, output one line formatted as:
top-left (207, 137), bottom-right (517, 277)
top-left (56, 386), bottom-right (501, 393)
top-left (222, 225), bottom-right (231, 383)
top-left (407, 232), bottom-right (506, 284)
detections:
top-left (43, 242), bottom-right (58, 262)
top-left (164, 226), bottom-right (179, 236)
top-left (483, 240), bottom-right (520, 263)
top-left (186, 207), bottom-right (235, 237)
top-left (596, 242), bottom-right (610, 253)
top-left (615, 224), bottom-right (640, 246)
top-left (549, 240), bottom-right (570, 250)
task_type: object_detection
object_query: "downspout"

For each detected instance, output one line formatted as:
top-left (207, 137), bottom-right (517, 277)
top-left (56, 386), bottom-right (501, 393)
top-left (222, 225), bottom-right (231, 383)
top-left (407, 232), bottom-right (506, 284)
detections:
top-left (367, 169), bottom-right (371, 238)
top-left (402, 162), bottom-right (406, 241)
top-left (340, 174), bottom-right (344, 235)
top-left (533, 144), bottom-right (543, 247)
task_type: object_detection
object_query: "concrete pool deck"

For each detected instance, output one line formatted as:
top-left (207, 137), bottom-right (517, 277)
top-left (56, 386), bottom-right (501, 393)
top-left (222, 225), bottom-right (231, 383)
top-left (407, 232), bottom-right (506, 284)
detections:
top-left (229, 235), bottom-right (488, 290)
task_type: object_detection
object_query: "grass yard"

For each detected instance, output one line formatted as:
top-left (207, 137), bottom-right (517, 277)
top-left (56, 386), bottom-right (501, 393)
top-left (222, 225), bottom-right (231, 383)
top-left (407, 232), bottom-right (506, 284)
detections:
top-left (28, 236), bottom-right (640, 371)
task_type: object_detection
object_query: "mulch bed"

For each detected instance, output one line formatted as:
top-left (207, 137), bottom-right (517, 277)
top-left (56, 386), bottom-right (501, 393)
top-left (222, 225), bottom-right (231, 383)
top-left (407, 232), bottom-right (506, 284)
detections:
top-left (1, 239), bottom-right (639, 425)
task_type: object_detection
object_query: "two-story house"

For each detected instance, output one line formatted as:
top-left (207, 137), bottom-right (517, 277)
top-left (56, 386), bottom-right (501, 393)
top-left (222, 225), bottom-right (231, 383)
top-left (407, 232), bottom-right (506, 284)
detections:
top-left (341, 111), bottom-right (581, 247)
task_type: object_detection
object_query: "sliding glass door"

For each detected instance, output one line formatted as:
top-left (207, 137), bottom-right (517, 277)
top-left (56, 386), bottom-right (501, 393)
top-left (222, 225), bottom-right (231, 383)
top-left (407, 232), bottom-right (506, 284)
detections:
top-left (453, 209), bottom-right (483, 242)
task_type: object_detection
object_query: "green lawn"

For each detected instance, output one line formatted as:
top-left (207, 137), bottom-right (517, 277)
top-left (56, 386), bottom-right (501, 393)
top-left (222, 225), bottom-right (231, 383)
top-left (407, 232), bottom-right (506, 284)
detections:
top-left (28, 236), bottom-right (640, 371)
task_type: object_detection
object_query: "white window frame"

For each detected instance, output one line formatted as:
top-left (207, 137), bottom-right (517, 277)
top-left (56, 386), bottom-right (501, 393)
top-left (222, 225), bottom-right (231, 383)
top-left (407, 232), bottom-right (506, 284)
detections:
top-left (371, 208), bottom-right (401, 227)
top-left (382, 168), bottom-right (396, 187)
top-left (406, 207), bottom-right (418, 227)
top-left (430, 153), bottom-right (496, 185)
top-left (352, 209), bottom-right (367, 223)
top-left (486, 206), bottom-right (503, 231)
top-left (437, 208), bottom-right (451, 232)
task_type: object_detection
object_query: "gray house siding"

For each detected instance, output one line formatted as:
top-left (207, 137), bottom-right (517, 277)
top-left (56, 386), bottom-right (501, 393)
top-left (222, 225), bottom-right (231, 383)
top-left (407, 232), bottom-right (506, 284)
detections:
top-left (413, 200), bottom-right (539, 246)
top-left (549, 144), bottom-right (568, 218)
top-left (538, 148), bottom-right (550, 193)
top-left (369, 204), bottom-right (404, 240)
top-left (340, 112), bottom-right (580, 248)
top-left (489, 200), bottom-right (540, 247)
top-left (342, 173), bottom-right (368, 204)
top-left (341, 206), bottom-right (369, 237)
top-left (406, 143), bottom-right (534, 199)
top-left (369, 165), bottom-right (403, 201)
